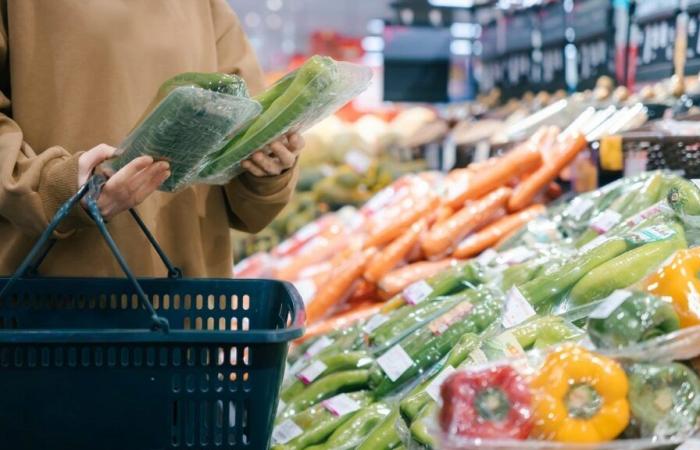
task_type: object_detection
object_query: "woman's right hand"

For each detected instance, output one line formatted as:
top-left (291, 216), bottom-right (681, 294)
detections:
top-left (78, 144), bottom-right (170, 220)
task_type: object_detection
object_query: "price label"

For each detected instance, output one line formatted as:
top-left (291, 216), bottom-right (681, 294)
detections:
top-left (579, 235), bottom-right (609, 254)
top-left (403, 280), bottom-right (434, 305)
top-left (476, 249), bottom-right (499, 266)
top-left (426, 366), bottom-right (457, 402)
top-left (297, 360), bottom-right (328, 385)
top-left (589, 290), bottom-right (632, 319)
top-left (600, 135), bottom-right (623, 171)
top-left (499, 246), bottom-right (536, 265)
top-left (292, 279), bottom-right (317, 306)
top-left (622, 202), bottom-right (667, 228)
top-left (564, 197), bottom-right (595, 221)
top-left (363, 314), bottom-right (389, 334)
top-left (322, 394), bottom-right (361, 417)
top-left (625, 224), bottom-right (676, 245)
top-left (590, 210), bottom-right (622, 234)
top-left (377, 345), bottom-right (414, 382)
top-left (272, 419), bottom-right (304, 444)
top-left (304, 336), bottom-right (333, 358)
top-left (502, 287), bottom-right (536, 328)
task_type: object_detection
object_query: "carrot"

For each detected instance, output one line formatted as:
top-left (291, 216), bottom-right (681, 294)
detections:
top-left (348, 279), bottom-right (378, 303)
top-left (508, 133), bottom-right (587, 212)
top-left (296, 302), bottom-right (382, 343)
top-left (378, 258), bottom-right (458, 298)
top-left (305, 248), bottom-right (376, 323)
top-left (364, 194), bottom-right (437, 249)
top-left (274, 226), bottom-right (349, 281)
top-left (452, 205), bottom-right (546, 258)
top-left (421, 187), bottom-right (512, 258)
top-left (431, 204), bottom-right (455, 226)
top-left (445, 148), bottom-right (542, 209)
top-left (364, 219), bottom-right (426, 283)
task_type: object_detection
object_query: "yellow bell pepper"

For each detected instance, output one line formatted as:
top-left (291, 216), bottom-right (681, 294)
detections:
top-left (643, 247), bottom-right (700, 328)
top-left (530, 345), bottom-right (629, 443)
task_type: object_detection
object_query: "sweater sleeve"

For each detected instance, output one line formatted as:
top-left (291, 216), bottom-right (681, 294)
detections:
top-left (0, 5), bottom-right (93, 238)
top-left (210, 0), bottom-right (299, 233)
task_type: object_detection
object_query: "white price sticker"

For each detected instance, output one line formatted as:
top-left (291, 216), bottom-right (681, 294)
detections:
top-left (272, 419), bottom-right (303, 444)
top-left (293, 279), bottom-right (317, 306)
top-left (304, 336), bottom-right (333, 358)
top-left (626, 224), bottom-right (676, 244)
top-left (468, 348), bottom-right (489, 364)
top-left (322, 393), bottom-right (361, 417)
top-left (297, 360), bottom-right (328, 385)
top-left (502, 287), bottom-right (536, 328)
top-left (426, 366), bottom-right (457, 402)
top-left (499, 246), bottom-right (536, 265)
top-left (564, 197), bottom-right (595, 220)
top-left (579, 235), bottom-right (609, 254)
top-left (363, 314), bottom-right (389, 334)
top-left (589, 290), bottom-right (632, 319)
top-left (403, 280), bottom-right (434, 305)
top-left (345, 150), bottom-right (372, 173)
top-left (377, 345), bottom-right (414, 382)
top-left (476, 249), bottom-right (499, 266)
top-left (590, 210), bottom-right (622, 234)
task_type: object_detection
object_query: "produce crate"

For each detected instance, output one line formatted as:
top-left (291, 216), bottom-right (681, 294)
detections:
top-left (0, 178), bottom-right (304, 450)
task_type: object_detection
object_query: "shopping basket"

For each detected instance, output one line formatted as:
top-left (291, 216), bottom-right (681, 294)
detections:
top-left (0, 176), bottom-right (305, 450)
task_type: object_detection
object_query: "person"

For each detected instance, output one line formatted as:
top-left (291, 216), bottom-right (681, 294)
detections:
top-left (0, 1), bottom-right (303, 277)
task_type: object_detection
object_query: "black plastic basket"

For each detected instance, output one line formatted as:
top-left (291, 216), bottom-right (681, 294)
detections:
top-left (0, 177), bottom-right (304, 450)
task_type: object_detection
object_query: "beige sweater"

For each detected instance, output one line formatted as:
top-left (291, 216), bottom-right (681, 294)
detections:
top-left (0, 0), bottom-right (298, 277)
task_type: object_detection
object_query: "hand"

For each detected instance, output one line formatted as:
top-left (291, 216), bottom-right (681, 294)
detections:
top-left (78, 143), bottom-right (170, 220)
top-left (241, 132), bottom-right (304, 177)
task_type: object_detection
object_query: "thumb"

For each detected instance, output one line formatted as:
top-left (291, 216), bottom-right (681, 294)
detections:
top-left (78, 144), bottom-right (117, 185)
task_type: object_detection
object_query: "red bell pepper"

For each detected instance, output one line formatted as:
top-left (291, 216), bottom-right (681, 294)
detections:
top-left (439, 365), bottom-right (533, 440)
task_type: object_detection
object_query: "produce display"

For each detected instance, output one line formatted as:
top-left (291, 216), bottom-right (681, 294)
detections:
top-left (106, 56), bottom-right (371, 191)
top-left (265, 163), bottom-right (700, 449)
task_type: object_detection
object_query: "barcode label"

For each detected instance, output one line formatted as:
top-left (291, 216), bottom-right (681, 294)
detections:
top-left (426, 366), bottom-right (457, 401)
top-left (322, 394), bottom-right (361, 417)
top-left (589, 290), bottom-right (632, 319)
top-left (590, 210), bottom-right (622, 234)
top-left (502, 287), bottom-right (536, 328)
top-left (564, 197), bottom-right (595, 220)
top-left (363, 314), bottom-right (389, 334)
top-left (297, 360), bottom-right (328, 385)
top-left (404, 280), bottom-right (434, 305)
top-left (272, 419), bottom-right (303, 444)
top-left (305, 336), bottom-right (333, 358)
top-left (625, 224), bottom-right (676, 245)
top-left (377, 345), bottom-right (414, 382)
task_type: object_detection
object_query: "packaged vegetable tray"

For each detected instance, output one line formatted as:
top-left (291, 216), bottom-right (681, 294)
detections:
top-left (435, 343), bottom-right (700, 450)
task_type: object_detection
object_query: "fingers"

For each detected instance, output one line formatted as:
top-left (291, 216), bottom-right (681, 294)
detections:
top-left (268, 141), bottom-right (296, 168)
top-left (107, 155), bottom-right (154, 187)
top-left (131, 163), bottom-right (171, 204)
top-left (98, 159), bottom-right (169, 219)
top-left (287, 132), bottom-right (305, 153)
top-left (250, 151), bottom-right (283, 176)
top-left (241, 160), bottom-right (267, 177)
top-left (78, 143), bottom-right (117, 185)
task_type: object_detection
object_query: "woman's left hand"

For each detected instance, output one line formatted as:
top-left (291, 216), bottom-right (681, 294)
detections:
top-left (241, 132), bottom-right (304, 177)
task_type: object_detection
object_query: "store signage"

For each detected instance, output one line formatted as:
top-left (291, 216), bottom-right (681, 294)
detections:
top-left (632, 0), bottom-right (679, 82)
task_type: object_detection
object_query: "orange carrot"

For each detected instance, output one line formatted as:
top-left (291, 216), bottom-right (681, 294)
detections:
top-left (445, 148), bottom-right (542, 209)
top-left (364, 219), bottom-right (426, 283)
top-left (305, 248), bottom-right (376, 323)
top-left (422, 187), bottom-right (512, 258)
top-left (378, 258), bottom-right (458, 298)
top-left (452, 205), bottom-right (546, 258)
top-left (274, 225), bottom-right (349, 281)
top-left (364, 195), bottom-right (437, 249)
top-left (297, 302), bottom-right (382, 343)
top-left (348, 279), bottom-right (378, 303)
top-left (508, 133), bottom-right (587, 212)
top-left (431, 204), bottom-right (455, 226)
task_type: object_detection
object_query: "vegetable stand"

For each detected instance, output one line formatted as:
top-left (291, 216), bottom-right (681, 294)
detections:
top-left (0, 177), bottom-right (304, 450)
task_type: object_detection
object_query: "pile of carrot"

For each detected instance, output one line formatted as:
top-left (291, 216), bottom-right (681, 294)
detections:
top-left (235, 128), bottom-right (589, 325)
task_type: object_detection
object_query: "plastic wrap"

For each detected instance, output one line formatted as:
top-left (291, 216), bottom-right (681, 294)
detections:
top-left (106, 86), bottom-right (261, 192)
top-left (436, 344), bottom-right (700, 449)
top-left (199, 56), bottom-right (372, 183)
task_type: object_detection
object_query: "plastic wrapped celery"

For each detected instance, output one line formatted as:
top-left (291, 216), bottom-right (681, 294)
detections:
top-left (106, 83), bottom-right (261, 192)
top-left (198, 56), bottom-right (372, 183)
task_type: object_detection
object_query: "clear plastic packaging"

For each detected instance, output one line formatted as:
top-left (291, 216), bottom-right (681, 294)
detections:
top-left (106, 86), bottom-right (261, 192)
top-left (436, 344), bottom-right (700, 449)
top-left (198, 57), bottom-right (372, 184)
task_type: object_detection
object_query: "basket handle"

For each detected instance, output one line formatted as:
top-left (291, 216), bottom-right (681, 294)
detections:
top-left (282, 282), bottom-right (307, 330)
top-left (0, 175), bottom-right (170, 332)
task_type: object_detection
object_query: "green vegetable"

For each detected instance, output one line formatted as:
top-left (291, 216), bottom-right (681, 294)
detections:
top-left (569, 224), bottom-right (687, 306)
top-left (281, 351), bottom-right (372, 402)
top-left (620, 172), bottom-right (664, 217)
top-left (356, 409), bottom-right (402, 450)
top-left (587, 292), bottom-right (680, 349)
top-left (201, 56), bottom-right (337, 179)
top-left (519, 237), bottom-right (632, 312)
top-left (369, 288), bottom-right (500, 397)
top-left (279, 370), bottom-right (370, 420)
top-left (628, 363), bottom-right (700, 438)
top-left (576, 190), bottom-right (637, 247)
top-left (309, 402), bottom-right (392, 450)
top-left (410, 402), bottom-right (437, 448)
top-left (272, 391), bottom-right (373, 450)
top-left (500, 260), bottom-right (545, 291)
top-left (510, 315), bottom-right (583, 349)
top-left (666, 176), bottom-right (700, 217)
